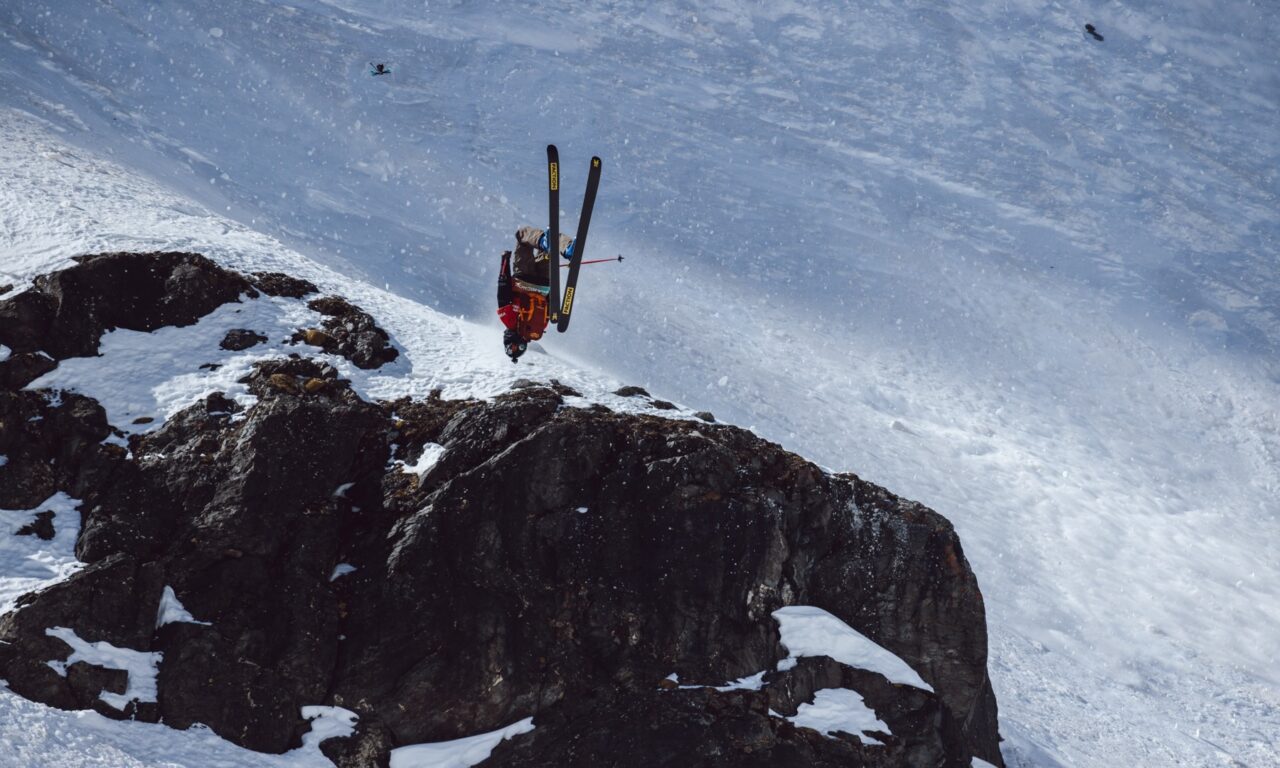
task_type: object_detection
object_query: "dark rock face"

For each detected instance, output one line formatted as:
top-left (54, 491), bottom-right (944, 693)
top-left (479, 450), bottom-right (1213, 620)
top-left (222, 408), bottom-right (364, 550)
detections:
top-left (0, 254), bottom-right (1001, 767)
top-left (0, 387), bottom-right (118, 510)
top-left (0, 350), bottom-right (57, 390)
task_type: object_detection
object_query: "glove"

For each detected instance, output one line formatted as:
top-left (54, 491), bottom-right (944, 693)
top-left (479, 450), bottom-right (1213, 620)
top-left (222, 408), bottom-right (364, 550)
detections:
top-left (564, 239), bottom-right (575, 259)
top-left (537, 232), bottom-right (549, 252)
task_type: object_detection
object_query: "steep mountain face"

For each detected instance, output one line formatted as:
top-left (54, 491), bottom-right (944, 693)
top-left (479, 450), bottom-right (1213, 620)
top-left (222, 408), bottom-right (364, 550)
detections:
top-left (0, 254), bottom-right (1000, 767)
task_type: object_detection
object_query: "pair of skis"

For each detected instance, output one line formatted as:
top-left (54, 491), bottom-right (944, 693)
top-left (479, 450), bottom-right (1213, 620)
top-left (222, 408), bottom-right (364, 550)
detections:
top-left (546, 145), bottom-right (601, 333)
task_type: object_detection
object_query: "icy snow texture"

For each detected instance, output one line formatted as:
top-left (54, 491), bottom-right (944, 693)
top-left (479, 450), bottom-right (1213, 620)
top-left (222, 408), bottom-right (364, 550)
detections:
top-left (1, 0), bottom-right (1278, 764)
top-left (155, 586), bottom-right (211, 629)
top-left (389, 717), bottom-right (535, 768)
top-left (786, 687), bottom-right (890, 746)
top-left (45, 627), bottom-right (161, 711)
top-left (773, 606), bottom-right (933, 692)
top-left (0, 492), bottom-right (84, 615)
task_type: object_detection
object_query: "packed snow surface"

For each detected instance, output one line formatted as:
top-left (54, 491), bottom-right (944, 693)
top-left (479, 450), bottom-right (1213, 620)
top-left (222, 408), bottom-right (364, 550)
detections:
top-left (773, 606), bottom-right (934, 692)
top-left (1, 0), bottom-right (1278, 765)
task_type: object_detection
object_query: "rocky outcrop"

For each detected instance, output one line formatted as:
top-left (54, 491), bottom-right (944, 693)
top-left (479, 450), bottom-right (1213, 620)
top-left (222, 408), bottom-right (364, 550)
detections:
top-left (249, 271), bottom-right (318, 299)
top-left (0, 252), bottom-right (252, 363)
top-left (0, 254), bottom-right (1001, 767)
top-left (293, 295), bottom-right (399, 369)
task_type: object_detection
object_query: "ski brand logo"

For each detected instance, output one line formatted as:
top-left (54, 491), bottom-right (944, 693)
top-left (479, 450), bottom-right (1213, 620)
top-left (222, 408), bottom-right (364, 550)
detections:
top-left (549, 162), bottom-right (559, 191)
top-left (561, 286), bottom-right (575, 315)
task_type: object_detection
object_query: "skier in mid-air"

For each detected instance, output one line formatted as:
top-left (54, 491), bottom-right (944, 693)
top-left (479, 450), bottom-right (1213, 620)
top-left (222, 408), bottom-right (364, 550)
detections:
top-left (370, 63), bottom-right (390, 76)
top-left (497, 226), bottom-right (574, 362)
top-left (497, 147), bottom-right (602, 362)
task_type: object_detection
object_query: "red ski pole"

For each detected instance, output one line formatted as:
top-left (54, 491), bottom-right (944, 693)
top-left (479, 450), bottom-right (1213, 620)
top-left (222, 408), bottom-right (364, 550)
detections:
top-left (560, 255), bottom-right (624, 268)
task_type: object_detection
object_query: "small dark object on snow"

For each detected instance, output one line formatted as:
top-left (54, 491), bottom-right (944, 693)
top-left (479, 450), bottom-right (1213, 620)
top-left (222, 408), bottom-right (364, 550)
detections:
top-left (371, 63), bottom-right (390, 76)
top-left (614, 386), bottom-right (650, 398)
top-left (220, 329), bottom-right (268, 351)
top-left (16, 511), bottom-right (56, 541)
top-left (1085, 24), bottom-right (1104, 41)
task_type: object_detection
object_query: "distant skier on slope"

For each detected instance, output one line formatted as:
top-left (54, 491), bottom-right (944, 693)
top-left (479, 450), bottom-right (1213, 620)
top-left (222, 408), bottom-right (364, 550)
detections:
top-left (497, 226), bottom-right (574, 362)
top-left (370, 63), bottom-right (391, 76)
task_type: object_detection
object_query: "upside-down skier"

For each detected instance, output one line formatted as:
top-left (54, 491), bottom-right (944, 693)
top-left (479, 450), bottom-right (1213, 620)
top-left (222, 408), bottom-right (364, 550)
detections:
top-left (496, 226), bottom-right (574, 362)
top-left (497, 148), bottom-right (602, 362)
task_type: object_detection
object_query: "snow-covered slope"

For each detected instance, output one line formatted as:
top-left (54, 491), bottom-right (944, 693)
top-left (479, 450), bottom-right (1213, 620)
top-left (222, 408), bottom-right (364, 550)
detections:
top-left (2, 1), bottom-right (1278, 765)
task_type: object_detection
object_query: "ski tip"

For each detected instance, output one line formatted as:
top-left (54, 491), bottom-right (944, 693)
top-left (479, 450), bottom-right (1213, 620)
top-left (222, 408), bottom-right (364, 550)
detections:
top-left (591, 156), bottom-right (602, 168)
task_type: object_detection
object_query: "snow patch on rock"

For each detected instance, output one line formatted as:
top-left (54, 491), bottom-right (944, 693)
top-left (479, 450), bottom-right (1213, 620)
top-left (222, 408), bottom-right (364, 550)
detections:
top-left (299, 705), bottom-right (358, 751)
top-left (0, 492), bottom-right (84, 614)
top-left (785, 688), bottom-right (889, 745)
top-left (27, 296), bottom-right (328, 433)
top-left (155, 586), bottom-right (211, 629)
top-left (44, 627), bottom-right (161, 711)
top-left (389, 716), bottom-right (535, 768)
top-left (395, 443), bottom-right (445, 478)
top-left (773, 606), bottom-right (933, 692)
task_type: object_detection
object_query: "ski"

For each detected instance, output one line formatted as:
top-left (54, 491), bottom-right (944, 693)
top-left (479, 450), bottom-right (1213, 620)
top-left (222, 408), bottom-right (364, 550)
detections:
top-left (546, 145), bottom-right (561, 323)
top-left (556, 155), bottom-right (601, 333)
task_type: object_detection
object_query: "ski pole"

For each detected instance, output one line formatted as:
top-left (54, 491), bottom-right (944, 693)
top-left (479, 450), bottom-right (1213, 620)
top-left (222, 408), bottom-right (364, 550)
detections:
top-left (559, 255), bottom-right (624, 268)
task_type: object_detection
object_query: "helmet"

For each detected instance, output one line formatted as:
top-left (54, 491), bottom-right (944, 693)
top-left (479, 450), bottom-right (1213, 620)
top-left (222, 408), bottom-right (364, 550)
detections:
top-left (503, 328), bottom-right (528, 362)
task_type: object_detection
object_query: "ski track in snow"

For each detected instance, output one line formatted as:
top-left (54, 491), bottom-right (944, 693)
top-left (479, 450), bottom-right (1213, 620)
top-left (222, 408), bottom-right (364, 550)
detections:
top-left (2, 1), bottom-right (1279, 765)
